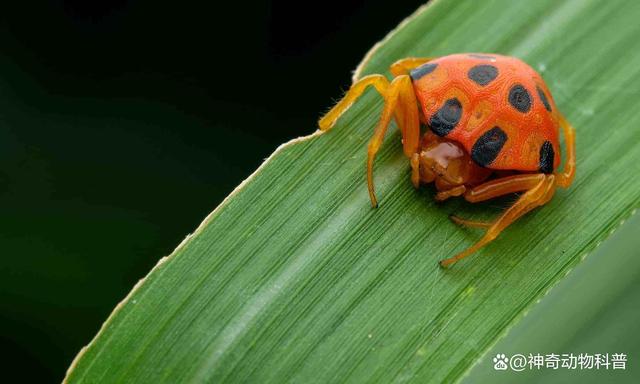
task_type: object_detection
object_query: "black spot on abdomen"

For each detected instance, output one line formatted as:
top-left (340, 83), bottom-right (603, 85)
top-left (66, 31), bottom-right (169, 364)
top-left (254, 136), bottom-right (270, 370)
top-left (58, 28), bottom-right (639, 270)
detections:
top-left (468, 64), bottom-right (498, 86)
top-left (536, 86), bottom-right (552, 112)
top-left (471, 127), bottom-right (508, 167)
top-left (539, 140), bottom-right (555, 173)
top-left (410, 63), bottom-right (438, 80)
top-left (508, 84), bottom-right (532, 113)
top-left (429, 98), bottom-right (462, 136)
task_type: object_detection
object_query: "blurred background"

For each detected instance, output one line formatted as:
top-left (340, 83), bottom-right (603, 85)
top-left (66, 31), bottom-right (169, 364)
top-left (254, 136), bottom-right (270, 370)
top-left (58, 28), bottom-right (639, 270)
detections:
top-left (0, 0), bottom-right (424, 381)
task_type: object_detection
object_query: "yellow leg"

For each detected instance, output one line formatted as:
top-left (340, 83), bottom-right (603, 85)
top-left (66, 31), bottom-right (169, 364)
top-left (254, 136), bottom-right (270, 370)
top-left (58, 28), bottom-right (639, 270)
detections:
top-left (410, 153), bottom-right (421, 188)
top-left (318, 75), bottom-right (389, 132)
top-left (447, 174), bottom-right (545, 226)
top-left (389, 57), bottom-right (435, 77)
top-left (435, 185), bottom-right (466, 201)
top-left (440, 174), bottom-right (556, 268)
top-left (393, 75), bottom-right (421, 157)
top-left (366, 75), bottom-right (416, 207)
top-left (556, 113), bottom-right (576, 188)
top-left (318, 73), bottom-right (420, 207)
top-left (464, 174), bottom-right (546, 203)
top-left (449, 215), bottom-right (491, 228)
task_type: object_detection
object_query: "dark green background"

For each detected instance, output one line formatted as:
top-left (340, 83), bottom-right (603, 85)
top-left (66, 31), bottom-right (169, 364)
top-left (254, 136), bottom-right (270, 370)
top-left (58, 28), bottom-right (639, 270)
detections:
top-left (0, 0), bottom-right (424, 381)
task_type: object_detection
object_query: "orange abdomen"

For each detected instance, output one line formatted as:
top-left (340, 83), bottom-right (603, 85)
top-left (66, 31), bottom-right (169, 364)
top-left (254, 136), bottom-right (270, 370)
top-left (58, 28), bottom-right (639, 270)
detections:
top-left (410, 53), bottom-right (561, 173)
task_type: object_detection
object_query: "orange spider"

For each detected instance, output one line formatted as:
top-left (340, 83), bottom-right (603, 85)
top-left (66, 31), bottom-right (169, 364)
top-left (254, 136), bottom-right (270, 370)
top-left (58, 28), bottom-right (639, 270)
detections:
top-left (319, 54), bottom-right (576, 267)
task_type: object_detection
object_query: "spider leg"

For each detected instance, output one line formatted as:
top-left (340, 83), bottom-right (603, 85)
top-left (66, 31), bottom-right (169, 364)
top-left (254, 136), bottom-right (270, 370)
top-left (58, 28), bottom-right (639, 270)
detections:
top-left (448, 173), bottom-right (546, 227)
top-left (464, 173), bottom-right (547, 203)
top-left (435, 185), bottom-right (466, 201)
top-left (556, 113), bottom-right (576, 188)
top-left (365, 75), bottom-right (418, 207)
top-left (318, 74), bottom-right (419, 207)
top-left (440, 174), bottom-right (556, 267)
top-left (319, 75), bottom-right (389, 132)
top-left (449, 215), bottom-right (491, 228)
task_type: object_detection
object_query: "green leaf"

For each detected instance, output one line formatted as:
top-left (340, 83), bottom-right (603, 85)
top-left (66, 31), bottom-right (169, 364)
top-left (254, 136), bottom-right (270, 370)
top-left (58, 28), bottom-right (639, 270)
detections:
top-left (65, 0), bottom-right (640, 382)
top-left (462, 211), bottom-right (640, 383)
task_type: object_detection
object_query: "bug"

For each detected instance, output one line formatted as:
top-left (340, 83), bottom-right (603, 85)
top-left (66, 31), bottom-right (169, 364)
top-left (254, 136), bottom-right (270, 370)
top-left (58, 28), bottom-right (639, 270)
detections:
top-left (318, 53), bottom-right (575, 267)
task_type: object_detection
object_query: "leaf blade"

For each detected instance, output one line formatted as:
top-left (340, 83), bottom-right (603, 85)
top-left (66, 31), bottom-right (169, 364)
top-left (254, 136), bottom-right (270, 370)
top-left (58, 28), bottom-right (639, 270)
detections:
top-left (66, 0), bottom-right (640, 383)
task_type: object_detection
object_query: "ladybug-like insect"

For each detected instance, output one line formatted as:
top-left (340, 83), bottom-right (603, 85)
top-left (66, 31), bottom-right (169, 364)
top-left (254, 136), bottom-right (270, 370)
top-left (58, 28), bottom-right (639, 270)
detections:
top-left (319, 54), bottom-right (575, 267)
